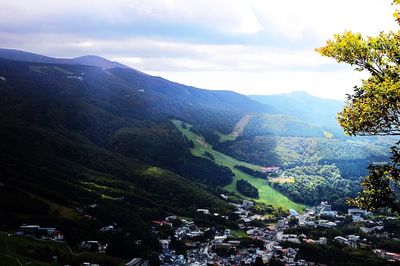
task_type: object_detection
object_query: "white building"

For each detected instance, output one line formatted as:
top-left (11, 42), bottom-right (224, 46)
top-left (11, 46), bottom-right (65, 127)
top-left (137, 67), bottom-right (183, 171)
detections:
top-left (334, 236), bottom-right (349, 245)
top-left (196, 209), bottom-right (210, 215)
top-left (242, 200), bottom-right (254, 209)
top-left (348, 208), bottom-right (367, 216)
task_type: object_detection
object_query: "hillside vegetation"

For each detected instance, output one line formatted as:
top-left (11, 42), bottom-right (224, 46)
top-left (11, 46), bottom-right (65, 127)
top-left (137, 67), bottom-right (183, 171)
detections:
top-left (172, 119), bottom-right (304, 211)
top-left (0, 56), bottom-right (270, 263)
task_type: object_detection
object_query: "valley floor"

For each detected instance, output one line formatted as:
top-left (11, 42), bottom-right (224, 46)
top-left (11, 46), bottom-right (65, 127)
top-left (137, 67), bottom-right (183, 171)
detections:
top-left (172, 119), bottom-right (304, 211)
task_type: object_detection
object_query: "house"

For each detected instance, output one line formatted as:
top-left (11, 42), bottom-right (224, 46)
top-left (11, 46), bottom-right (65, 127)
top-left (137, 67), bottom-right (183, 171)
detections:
top-left (187, 230), bottom-right (203, 237)
top-left (227, 240), bottom-right (241, 246)
top-left (100, 225), bottom-right (115, 232)
top-left (196, 209), bottom-right (210, 215)
top-left (50, 230), bottom-right (63, 240)
top-left (220, 194), bottom-right (229, 200)
top-left (319, 237), bottom-right (327, 245)
top-left (318, 220), bottom-right (336, 228)
top-left (165, 216), bottom-right (177, 222)
top-left (304, 221), bottom-right (316, 227)
top-left (260, 166), bottom-right (280, 173)
top-left (152, 220), bottom-right (172, 227)
top-left (242, 200), bottom-right (254, 209)
top-left (277, 219), bottom-right (286, 229)
top-left (289, 209), bottom-right (299, 217)
top-left (334, 236), bottom-right (349, 245)
top-left (160, 240), bottom-right (170, 254)
top-left (374, 249), bottom-right (400, 261)
top-left (348, 208), bottom-right (367, 216)
top-left (317, 202), bottom-right (337, 217)
top-left (19, 225), bottom-right (63, 240)
top-left (348, 235), bottom-right (360, 242)
top-left (20, 225), bottom-right (40, 233)
top-left (214, 235), bottom-right (227, 244)
top-left (287, 237), bottom-right (300, 244)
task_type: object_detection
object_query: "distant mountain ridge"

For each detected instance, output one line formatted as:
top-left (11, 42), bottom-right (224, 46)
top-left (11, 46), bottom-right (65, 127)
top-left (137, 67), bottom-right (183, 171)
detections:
top-left (0, 48), bottom-right (275, 120)
top-left (0, 48), bottom-right (130, 69)
top-left (249, 91), bottom-right (344, 134)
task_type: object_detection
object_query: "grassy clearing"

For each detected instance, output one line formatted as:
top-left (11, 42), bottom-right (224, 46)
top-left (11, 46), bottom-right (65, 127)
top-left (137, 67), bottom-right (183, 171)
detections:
top-left (216, 132), bottom-right (236, 142)
top-left (29, 66), bottom-right (50, 74)
top-left (217, 114), bottom-right (252, 143)
top-left (172, 119), bottom-right (304, 211)
top-left (54, 66), bottom-right (73, 75)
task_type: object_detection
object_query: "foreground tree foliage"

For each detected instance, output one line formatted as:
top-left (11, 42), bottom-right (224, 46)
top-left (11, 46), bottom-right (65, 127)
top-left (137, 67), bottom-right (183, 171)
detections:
top-left (316, 0), bottom-right (400, 212)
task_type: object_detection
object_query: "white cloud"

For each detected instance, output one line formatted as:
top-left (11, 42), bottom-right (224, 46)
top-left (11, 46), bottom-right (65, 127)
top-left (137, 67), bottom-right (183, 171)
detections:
top-left (0, 0), bottom-right (263, 35)
top-left (251, 0), bottom-right (398, 40)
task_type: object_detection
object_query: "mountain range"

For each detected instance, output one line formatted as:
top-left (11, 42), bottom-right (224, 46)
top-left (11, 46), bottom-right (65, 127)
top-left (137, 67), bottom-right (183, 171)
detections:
top-left (249, 91), bottom-right (344, 133)
top-left (0, 48), bottom-right (393, 264)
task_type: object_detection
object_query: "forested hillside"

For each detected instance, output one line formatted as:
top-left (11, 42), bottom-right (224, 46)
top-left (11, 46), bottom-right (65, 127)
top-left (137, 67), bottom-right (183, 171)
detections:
top-left (0, 56), bottom-right (274, 263)
top-left (214, 109), bottom-right (393, 209)
top-left (0, 51), bottom-right (395, 263)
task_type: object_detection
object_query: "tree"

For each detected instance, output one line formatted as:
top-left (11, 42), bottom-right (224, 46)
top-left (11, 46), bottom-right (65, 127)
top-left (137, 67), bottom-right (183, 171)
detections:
top-left (236, 179), bottom-right (259, 198)
top-left (316, 0), bottom-right (400, 212)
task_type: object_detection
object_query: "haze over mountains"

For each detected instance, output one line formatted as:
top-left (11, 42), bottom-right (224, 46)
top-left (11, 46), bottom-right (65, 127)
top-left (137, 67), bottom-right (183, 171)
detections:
top-left (250, 91), bottom-right (344, 133)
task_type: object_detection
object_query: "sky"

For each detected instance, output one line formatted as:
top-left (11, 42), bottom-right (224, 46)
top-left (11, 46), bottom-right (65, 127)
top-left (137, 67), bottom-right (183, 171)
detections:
top-left (0, 0), bottom-right (399, 99)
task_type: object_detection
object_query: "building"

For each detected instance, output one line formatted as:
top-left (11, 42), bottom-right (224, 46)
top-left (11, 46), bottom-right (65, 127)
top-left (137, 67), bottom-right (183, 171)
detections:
top-left (165, 216), bottom-right (177, 222)
top-left (318, 202), bottom-right (337, 217)
top-left (224, 229), bottom-right (231, 236)
top-left (348, 208), bottom-right (368, 222)
top-left (100, 225), bottom-right (115, 232)
top-left (348, 235), bottom-right (360, 242)
top-left (289, 209), bottom-right (299, 217)
top-left (19, 225), bottom-right (63, 240)
top-left (50, 230), bottom-right (63, 240)
top-left (348, 208), bottom-right (367, 216)
top-left (214, 235), bottom-right (227, 244)
top-left (196, 209), bottom-right (210, 215)
top-left (334, 236), bottom-right (349, 245)
top-left (260, 166), bottom-right (280, 173)
top-left (374, 249), bottom-right (400, 261)
top-left (242, 200), bottom-right (254, 209)
top-left (318, 220), bottom-right (336, 228)
top-left (220, 194), bottom-right (229, 200)
top-left (319, 237), bottom-right (327, 245)
top-left (277, 219), bottom-right (286, 229)
top-left (160, 240), bottom-right (170, 254)
top-left (187, 231), bottom-right (203, 237)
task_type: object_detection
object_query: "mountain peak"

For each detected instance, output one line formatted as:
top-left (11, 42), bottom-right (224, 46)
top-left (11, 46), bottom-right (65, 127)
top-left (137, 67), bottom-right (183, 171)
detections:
top-left (0, 48), bottom-right (130, 70)
top-left (71, 55), bottom-right (130, 69)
